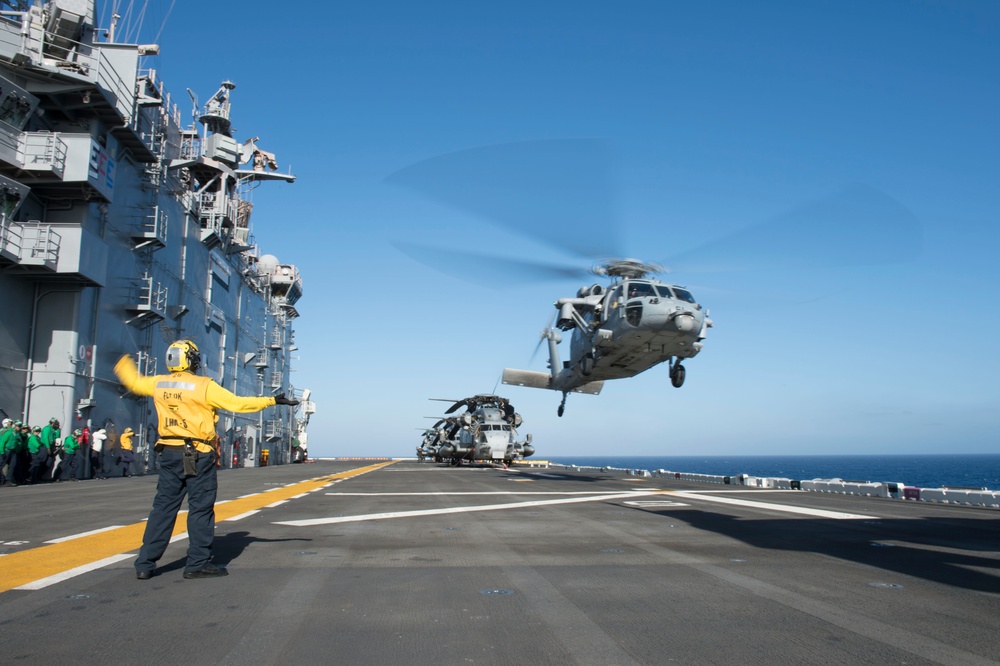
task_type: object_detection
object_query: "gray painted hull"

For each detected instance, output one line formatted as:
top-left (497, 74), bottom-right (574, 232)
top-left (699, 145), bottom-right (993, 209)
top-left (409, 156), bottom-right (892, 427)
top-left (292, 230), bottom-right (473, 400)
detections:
top-left (0, 2), bottom-right (306, 470)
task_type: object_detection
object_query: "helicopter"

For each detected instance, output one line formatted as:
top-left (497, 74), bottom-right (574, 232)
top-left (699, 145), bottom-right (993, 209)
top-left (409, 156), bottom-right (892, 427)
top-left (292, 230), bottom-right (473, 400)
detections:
top-left (502, 258), bottom-right (711, 416)
top-left (387, 139), bottom-right (921, 417)
top-left (417, 395), bottom-right (534, 465)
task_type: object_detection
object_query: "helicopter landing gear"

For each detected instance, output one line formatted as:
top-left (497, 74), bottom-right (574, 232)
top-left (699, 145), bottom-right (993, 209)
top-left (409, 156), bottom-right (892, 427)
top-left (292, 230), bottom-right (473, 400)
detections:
top-left (557, 392), bottom-right (568, 417)
top-left (581, 353), bottom-right (595, 377)
top-left (670, 362), bottom-right (686, 388)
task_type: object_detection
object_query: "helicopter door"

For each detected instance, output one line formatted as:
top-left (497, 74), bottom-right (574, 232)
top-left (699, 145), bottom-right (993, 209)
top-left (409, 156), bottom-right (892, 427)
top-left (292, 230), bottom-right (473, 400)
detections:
top-left (624, 282), bottom-right (652, 327)
top-left (602, 286), bottom-right (623, 324)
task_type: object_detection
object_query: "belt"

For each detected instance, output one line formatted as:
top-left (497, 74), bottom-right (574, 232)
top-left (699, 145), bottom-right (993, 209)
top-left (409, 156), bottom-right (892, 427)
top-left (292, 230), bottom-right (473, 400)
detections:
top-left (155, 438), bottom-right (215, 476)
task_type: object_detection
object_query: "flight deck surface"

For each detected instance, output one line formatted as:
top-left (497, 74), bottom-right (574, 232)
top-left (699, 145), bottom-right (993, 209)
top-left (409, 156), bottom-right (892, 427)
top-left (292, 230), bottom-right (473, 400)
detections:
top-left (1, 459), bottom-right (997, 665)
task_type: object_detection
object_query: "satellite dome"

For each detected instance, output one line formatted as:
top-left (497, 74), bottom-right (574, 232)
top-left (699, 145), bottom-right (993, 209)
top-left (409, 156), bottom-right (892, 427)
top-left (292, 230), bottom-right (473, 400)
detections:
top-left (258, 254), bottom-right (279, 274)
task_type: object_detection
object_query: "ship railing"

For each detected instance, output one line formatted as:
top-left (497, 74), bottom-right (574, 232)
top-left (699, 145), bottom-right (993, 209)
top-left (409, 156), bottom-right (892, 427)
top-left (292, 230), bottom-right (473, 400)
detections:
top-left (199, 100), bottom-right (230, 123)
top-left (180, 136), bottom-right (202, 160)
top-left (18, 131), bottom-right (67, 176)
top-left (0, 125), bottom-right (19, 157)
top-left (129, 274), bottom-right (168, 313)
top-left (17, 221), bottom-right (60, 267)
top-left (198, 192), bottom-right (238, 227)
top-left (129, 108), bottom-right (161, 156)
top-left (270, 371), bottom-right (283, 389)
top-left (264, 418), bottom-right (285, 441)
top-left (133, 207), bottom-right (168, 248)
top-left (4, 22), bottom-right (135, 123)
top-left (236, 198), bottom-right (253, 229)
top-left (136, 349), bottom-right (158, 377)
top-left (0, 213), bottom-right (23, 259)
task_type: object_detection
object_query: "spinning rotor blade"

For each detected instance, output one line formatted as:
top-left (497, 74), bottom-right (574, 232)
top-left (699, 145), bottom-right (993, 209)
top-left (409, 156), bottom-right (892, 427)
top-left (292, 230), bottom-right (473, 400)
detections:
top-left (529, 309), bottom-right (559, 365)
top-left (394, 242), bottom-right (591, 285)
top-left (665, 184), bottom-right (922, 275)
top-left (386, 139), bottom-right (623, 260)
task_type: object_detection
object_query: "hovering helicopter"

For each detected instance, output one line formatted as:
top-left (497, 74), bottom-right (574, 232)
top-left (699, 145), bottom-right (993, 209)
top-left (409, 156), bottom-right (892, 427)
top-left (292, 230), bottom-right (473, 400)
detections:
top-left (387, 140), bottom-right (921, 417)
top-left (417, 395), bottom-right (534, 465)
top-left (502, 258), bottom-right (711, 416)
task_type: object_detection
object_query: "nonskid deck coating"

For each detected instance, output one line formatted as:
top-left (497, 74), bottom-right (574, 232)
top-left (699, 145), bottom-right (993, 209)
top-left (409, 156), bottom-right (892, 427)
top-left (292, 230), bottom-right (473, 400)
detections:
top-left (1, 459), bottom-right (998, 665)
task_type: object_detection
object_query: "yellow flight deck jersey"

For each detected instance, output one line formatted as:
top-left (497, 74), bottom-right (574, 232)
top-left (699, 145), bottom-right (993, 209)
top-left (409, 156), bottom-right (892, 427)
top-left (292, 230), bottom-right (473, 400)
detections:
top-left (115, 355), bottom-right (276, 454)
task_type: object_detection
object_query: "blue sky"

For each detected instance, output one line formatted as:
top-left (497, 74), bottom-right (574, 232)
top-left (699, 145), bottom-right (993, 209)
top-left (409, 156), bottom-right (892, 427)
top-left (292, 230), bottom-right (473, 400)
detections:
top-left (115, 0), bottom-right (998, 457)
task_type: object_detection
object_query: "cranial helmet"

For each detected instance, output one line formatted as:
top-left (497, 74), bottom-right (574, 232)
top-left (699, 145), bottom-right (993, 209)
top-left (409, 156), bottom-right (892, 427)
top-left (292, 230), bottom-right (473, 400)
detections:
top-left (166, 339), bottom-right (201, 373)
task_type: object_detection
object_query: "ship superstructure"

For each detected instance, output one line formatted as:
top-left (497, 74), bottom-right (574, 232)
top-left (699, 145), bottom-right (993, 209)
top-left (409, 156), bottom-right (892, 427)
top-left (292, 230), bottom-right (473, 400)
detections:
top-left (0, 0), bottom-right (312, 469)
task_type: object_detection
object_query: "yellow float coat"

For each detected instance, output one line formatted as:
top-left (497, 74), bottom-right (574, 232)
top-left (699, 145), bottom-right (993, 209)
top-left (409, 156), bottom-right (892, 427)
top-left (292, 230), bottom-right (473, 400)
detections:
top-left (115, 355), bottom-right (275, 453)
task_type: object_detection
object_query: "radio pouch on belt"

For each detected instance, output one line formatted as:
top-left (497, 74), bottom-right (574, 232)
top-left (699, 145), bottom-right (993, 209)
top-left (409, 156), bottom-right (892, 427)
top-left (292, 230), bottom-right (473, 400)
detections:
top-left (183, 441), bottom-right (198, 477)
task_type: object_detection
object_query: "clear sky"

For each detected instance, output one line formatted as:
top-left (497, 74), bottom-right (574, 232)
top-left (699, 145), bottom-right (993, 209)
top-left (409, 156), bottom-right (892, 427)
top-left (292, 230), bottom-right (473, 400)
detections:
top-left (113, 0), bottom-right (999, 457)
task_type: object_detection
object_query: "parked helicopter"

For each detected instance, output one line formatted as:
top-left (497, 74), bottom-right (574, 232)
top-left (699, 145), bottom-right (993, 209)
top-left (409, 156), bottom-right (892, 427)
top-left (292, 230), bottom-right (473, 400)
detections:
top-left (417, 395), bottom-right (534, 465)
top-left (388, 139), bottom-right (921, 416)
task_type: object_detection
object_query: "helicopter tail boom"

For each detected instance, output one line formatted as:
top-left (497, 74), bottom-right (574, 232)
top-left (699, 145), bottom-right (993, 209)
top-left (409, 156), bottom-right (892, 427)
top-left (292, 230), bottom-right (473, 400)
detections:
top-left (502, 368), bottom-right (604, 395)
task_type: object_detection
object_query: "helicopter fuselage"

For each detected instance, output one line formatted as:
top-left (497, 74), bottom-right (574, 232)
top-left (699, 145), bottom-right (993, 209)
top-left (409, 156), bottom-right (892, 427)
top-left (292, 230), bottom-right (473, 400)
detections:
top-left (418, 398), bottom-right (534, 464)
top-left (568, 279), bottom-right (709, 382)
top-left (503, 276), bottom-right (712, 406)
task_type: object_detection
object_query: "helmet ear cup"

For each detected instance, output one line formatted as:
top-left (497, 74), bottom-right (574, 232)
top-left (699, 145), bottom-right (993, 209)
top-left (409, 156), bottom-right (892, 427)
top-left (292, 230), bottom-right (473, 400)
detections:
top-left (187, 343), bottom-right (201, 373)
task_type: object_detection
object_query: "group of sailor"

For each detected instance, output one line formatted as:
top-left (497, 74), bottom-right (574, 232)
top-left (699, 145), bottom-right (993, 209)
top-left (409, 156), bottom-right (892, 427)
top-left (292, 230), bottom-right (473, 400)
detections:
top-left (0, 418), bottom-right (135, 486)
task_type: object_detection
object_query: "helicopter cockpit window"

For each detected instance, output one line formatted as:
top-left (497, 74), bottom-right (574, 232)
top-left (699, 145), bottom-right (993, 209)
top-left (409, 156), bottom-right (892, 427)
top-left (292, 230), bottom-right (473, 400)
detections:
top-left (673, 288), bottom-right (696, 304)
top-left (626, 282), bottom-right (654, 299)
top-left (655, 285), bottom-right (674, 299)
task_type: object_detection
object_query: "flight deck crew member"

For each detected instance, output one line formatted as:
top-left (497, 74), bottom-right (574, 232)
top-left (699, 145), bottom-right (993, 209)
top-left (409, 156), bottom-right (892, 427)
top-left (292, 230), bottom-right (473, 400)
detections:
top-left (41, 418), bottom-right (60, 480)
top-left (119, 427), bottom-right (135, 477)
top-left (27, 426), bottom-right (47, 484)
top-left (0, 418), bottom-right (15, 486)
top-left (90, 428), bottom-right (107, 478)
top-left (115, 339), bottom-right (298, 580)
top-left (62, 430), bottom-right (83, 480)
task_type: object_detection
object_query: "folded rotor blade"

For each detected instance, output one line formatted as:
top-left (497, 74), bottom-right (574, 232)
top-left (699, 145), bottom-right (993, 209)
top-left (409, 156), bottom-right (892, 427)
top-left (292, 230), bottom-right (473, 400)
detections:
top-left (386, 139), bottom-right (622, 260)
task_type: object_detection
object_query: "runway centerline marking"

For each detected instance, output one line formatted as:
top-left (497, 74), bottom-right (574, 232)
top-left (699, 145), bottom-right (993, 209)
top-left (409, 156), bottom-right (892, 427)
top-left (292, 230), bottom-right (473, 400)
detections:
top-left (670, 491), bottom-right (877, 519)
top-left (327, 490), bottom-right (653, 497)
top-left (2, 461), bottom-right (396, 593)
top-left (275, 491), bottom-right (661, 527)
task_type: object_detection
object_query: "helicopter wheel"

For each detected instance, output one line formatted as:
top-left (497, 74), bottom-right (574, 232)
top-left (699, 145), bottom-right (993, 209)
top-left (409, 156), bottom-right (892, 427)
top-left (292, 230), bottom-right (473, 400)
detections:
top-left (581, 353), bottom-right (594, 376)
top-left (670, 364), bottom-right (686, 388)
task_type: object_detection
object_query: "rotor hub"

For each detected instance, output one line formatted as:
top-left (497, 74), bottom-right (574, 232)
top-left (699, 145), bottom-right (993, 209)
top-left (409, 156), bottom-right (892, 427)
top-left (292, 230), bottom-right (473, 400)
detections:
top-left (592, 259), bottom-right (665, 280)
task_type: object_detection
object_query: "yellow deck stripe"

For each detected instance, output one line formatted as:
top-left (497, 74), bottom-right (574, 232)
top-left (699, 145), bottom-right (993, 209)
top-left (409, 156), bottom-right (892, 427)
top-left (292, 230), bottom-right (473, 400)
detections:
top-left (1, 461), bottom-right (395, 593)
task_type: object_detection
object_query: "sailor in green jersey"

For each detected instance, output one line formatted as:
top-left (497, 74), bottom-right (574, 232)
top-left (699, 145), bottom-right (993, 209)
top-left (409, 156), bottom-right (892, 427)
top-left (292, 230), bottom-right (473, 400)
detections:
top-left (0, 419), bottom-right (15, 486)
top-left (62, 429), bottom-right (82, 481)
top-left (12, 423), bottom-right (29, 484)
top-left (28, 426), bottom-right (48, 484)
top-left (41, 418), bottom-right (60, 481)
top-left (5, 421), bottom-right (26, 485)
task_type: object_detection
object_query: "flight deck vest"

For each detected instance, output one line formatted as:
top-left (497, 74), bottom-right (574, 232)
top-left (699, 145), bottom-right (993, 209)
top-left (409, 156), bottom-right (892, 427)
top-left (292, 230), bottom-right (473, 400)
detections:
top-left (153, 373), bottom-right (218, 449)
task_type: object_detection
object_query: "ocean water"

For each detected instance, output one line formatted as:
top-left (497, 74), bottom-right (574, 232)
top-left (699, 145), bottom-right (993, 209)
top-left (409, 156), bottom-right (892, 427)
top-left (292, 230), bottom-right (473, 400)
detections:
top-left (547, 455), bottom-right (1000, 490)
